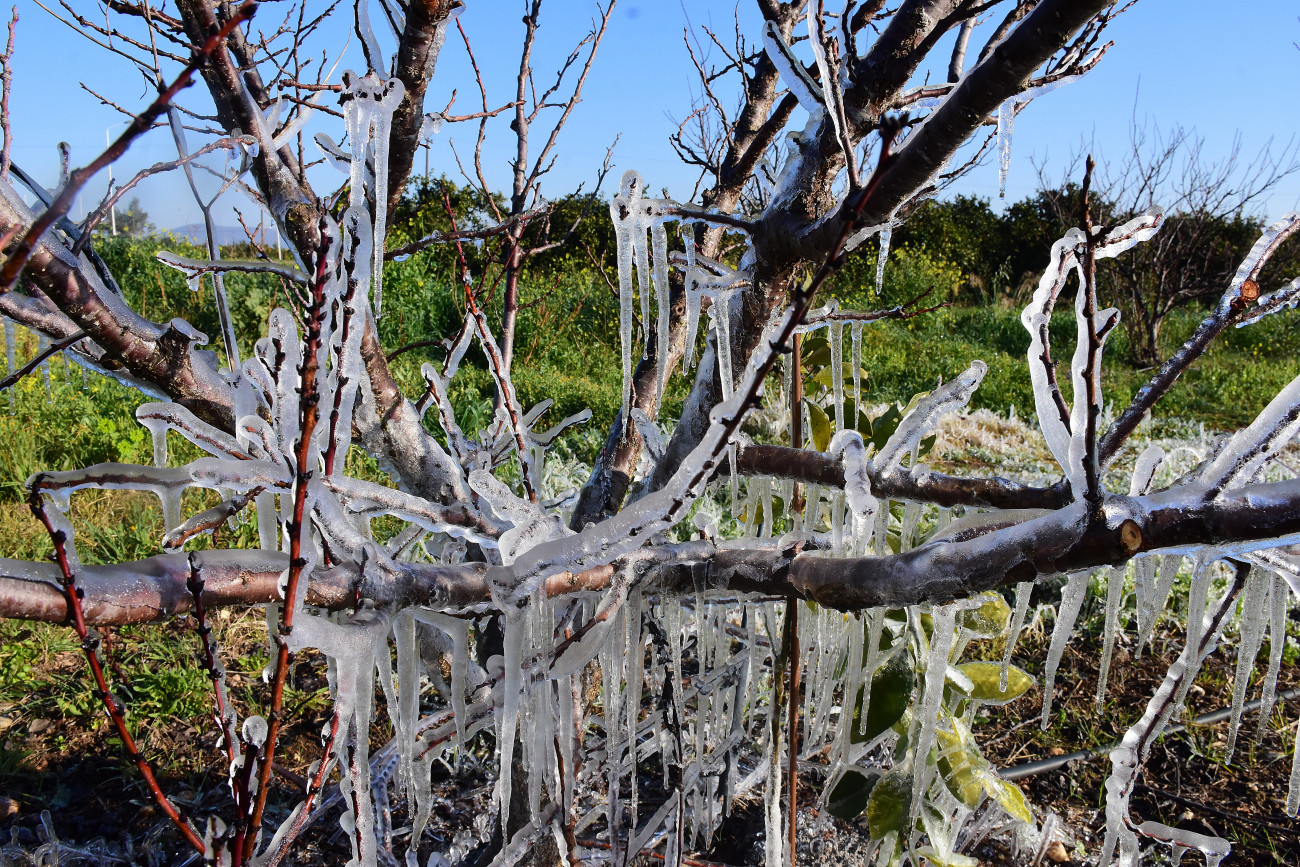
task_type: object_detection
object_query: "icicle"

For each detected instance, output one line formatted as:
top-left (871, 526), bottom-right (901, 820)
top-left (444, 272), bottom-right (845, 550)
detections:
top-left (256, 492), bottom-right (278, 551)
top-left (37, 333), bottom-right (50, 397)
top-left (601, 603), bottom-right (626, 865)
top-left (611, 171), bottom-right (642, 430)
top-left (714, 290), bottom-right (735, 403)
top-left (1225, 569), bottom-right (1269, 761)
top-left (996, 102), bottom-right (1015, 198)
top-left (652, 220), bottom-right (671, 395)
top-left (1256, 574), bottom-right (1289, 742)
top-left (1095, 565), bottom-right (1125, 710)
top-left (830, 320), bottom-right (844, 431)
top-left (874, 223), bottom-right (892, 296)
top-left (851, 322), bottom-right (862, 415)
top-left (998, 582), bottom-right (1029, 691)
top-left (1289, 716), bottom-right (1300, 816)
top-left (913, 605), bottom-right (957, 819)
top-left (4, 318), bottom-right (13, 415)
top-left (1133, 557), bottom-right (1156, 655)
top-left (763, 685), bottom-right (785, 867)
top-left (995, 77), bottom-right (1080, 198)
top-left (496, 613), bottom-right (525, 836)
top-left (1173, 560), bottom-right (1213, 713)
top-left (1042, 572), bottom-right (1088, 728)
top-left (625, 591), bottom-right (643, 830)
top-left (1136, 556), bottom-right (1181, 657)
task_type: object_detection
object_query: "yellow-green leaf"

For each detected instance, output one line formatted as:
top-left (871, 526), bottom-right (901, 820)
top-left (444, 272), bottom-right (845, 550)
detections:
top-left (957, 592), bottom-right (1011, 637)
top-left (914, 847), bottom-right (979, 867)
top-left (935, 726), bottom-right (985, 809)
top-left (984, 774), bottom-right (1033, 823)
top-left (957, 662), bottom-right (1035, 705)
top-left (805, 400), bottom-right (832, 452)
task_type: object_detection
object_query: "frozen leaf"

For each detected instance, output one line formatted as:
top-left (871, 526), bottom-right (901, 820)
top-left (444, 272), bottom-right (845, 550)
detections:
top-left (805, 400), bottom-right (832, 452)
top-left (866, 762), bottom-right (913, 839)
top-left (958, 662), bottom-right (1035, 705)
top-left (851, 649), bottom-right (914, 744)
top-left (827, 766), bottom-right (880, 820)
top-left (958, 593), bottom-right (1012, 637)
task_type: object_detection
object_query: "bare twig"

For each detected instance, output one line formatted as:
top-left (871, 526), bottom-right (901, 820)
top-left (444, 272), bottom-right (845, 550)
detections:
top-left (0, 6), bottom-right (17, 181)
top-left (244, 218), bottom-right (330, 860)
top-left (0, 330), bottom-right (85, 391)
top-left (26, 477), bottom-right (205, 853)
top-left (0, 1), bottom-right (257, 294)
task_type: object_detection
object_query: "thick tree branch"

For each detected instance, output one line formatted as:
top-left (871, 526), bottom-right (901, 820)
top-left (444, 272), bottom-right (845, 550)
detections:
top-left (7, 477), bottom-right (1300, 624)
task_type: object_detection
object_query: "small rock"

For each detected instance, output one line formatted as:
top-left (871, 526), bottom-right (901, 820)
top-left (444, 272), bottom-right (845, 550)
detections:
top-left (0, 716), bottom-right (13, 732)
top-left (27, 718), bottom-right (51, 734)
top-left (1044, 840), bottom-right (1070, 863)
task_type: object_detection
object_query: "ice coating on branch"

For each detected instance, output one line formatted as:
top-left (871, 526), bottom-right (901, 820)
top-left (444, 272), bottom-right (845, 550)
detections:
top-left (1238, 271), bottom-right (1300, 329)
top-left (1200, 365), bottom-right (1300, 493)
top-left (1023, 211), bottom-right (1163, 479)
top-left (995, 77), bottom-right (1080, 197)
top-left (763, 20), bottom-right (822, 115)
top-left (340, 70), bottom-right (404, 317)
top-left (876, 361), bottom-right (986, 471)
top-left (1041, 571), bottom-right (1087, 729)
top-left (806, 5), bottom-right (845, 156)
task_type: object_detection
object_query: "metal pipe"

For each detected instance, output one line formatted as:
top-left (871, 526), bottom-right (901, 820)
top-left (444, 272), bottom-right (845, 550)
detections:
top-left (1001, 687), bottom-right (1300, 781)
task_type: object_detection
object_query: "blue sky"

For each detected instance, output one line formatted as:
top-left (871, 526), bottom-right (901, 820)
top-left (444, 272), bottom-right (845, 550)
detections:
top-left (7, 0), bottom-right (1299, 230)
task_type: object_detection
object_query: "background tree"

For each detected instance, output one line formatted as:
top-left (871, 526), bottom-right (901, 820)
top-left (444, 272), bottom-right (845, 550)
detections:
top-left (1035, 123), bottom-right (1300, 364)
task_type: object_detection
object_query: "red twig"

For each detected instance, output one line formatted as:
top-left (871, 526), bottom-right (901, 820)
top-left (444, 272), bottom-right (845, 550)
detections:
top-left (187, 553), bottom-right (238, 764)
top-left (0, 6), bottom-right (17, 181)
top-left (0, 1), bottom-right (256, 294)
top-left (27, 477), bottom-right (205, 853)
top-left (243, 217), bottom-right (330, 860)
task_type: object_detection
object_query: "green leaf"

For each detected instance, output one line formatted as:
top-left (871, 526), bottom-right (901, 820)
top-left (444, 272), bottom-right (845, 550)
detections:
top-left (985, 774), bottom-right (1034, 823)
top-left (805, 400), bottom-right (832, 452)
top-left (935, 725), bottom-right (985, 809)
top-left (866, 763), bottom-right (913, 839)
top-left (869, 405), bottom-right (902, 450)
top-left (827, 766), bottom-right (880, 820)
top-left (801, 335), bottom-right (830, 369)
top-left (957, 662), bottom-right (1036, 705)
top-left (851, 649), bottom-right (914, 744)
top-left (957, 593), bottom-right (1012, 637)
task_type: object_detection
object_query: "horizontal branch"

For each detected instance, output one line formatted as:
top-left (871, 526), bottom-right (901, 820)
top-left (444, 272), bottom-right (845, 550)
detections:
top-left (5, 477), bottom-right (1300, 624)
top-left (736, 444), bottom-right (1069, 510)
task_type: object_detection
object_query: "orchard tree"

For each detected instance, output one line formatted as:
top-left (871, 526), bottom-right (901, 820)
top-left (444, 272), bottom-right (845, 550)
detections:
top-left (1032, 122), bottom-right (1299, 364)
top-left (0, 3), bottom-right (1297, 867)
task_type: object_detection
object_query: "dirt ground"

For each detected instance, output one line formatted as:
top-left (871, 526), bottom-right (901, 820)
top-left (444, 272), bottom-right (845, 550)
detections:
top-left (0, 603), bottom-right (1296, 866)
